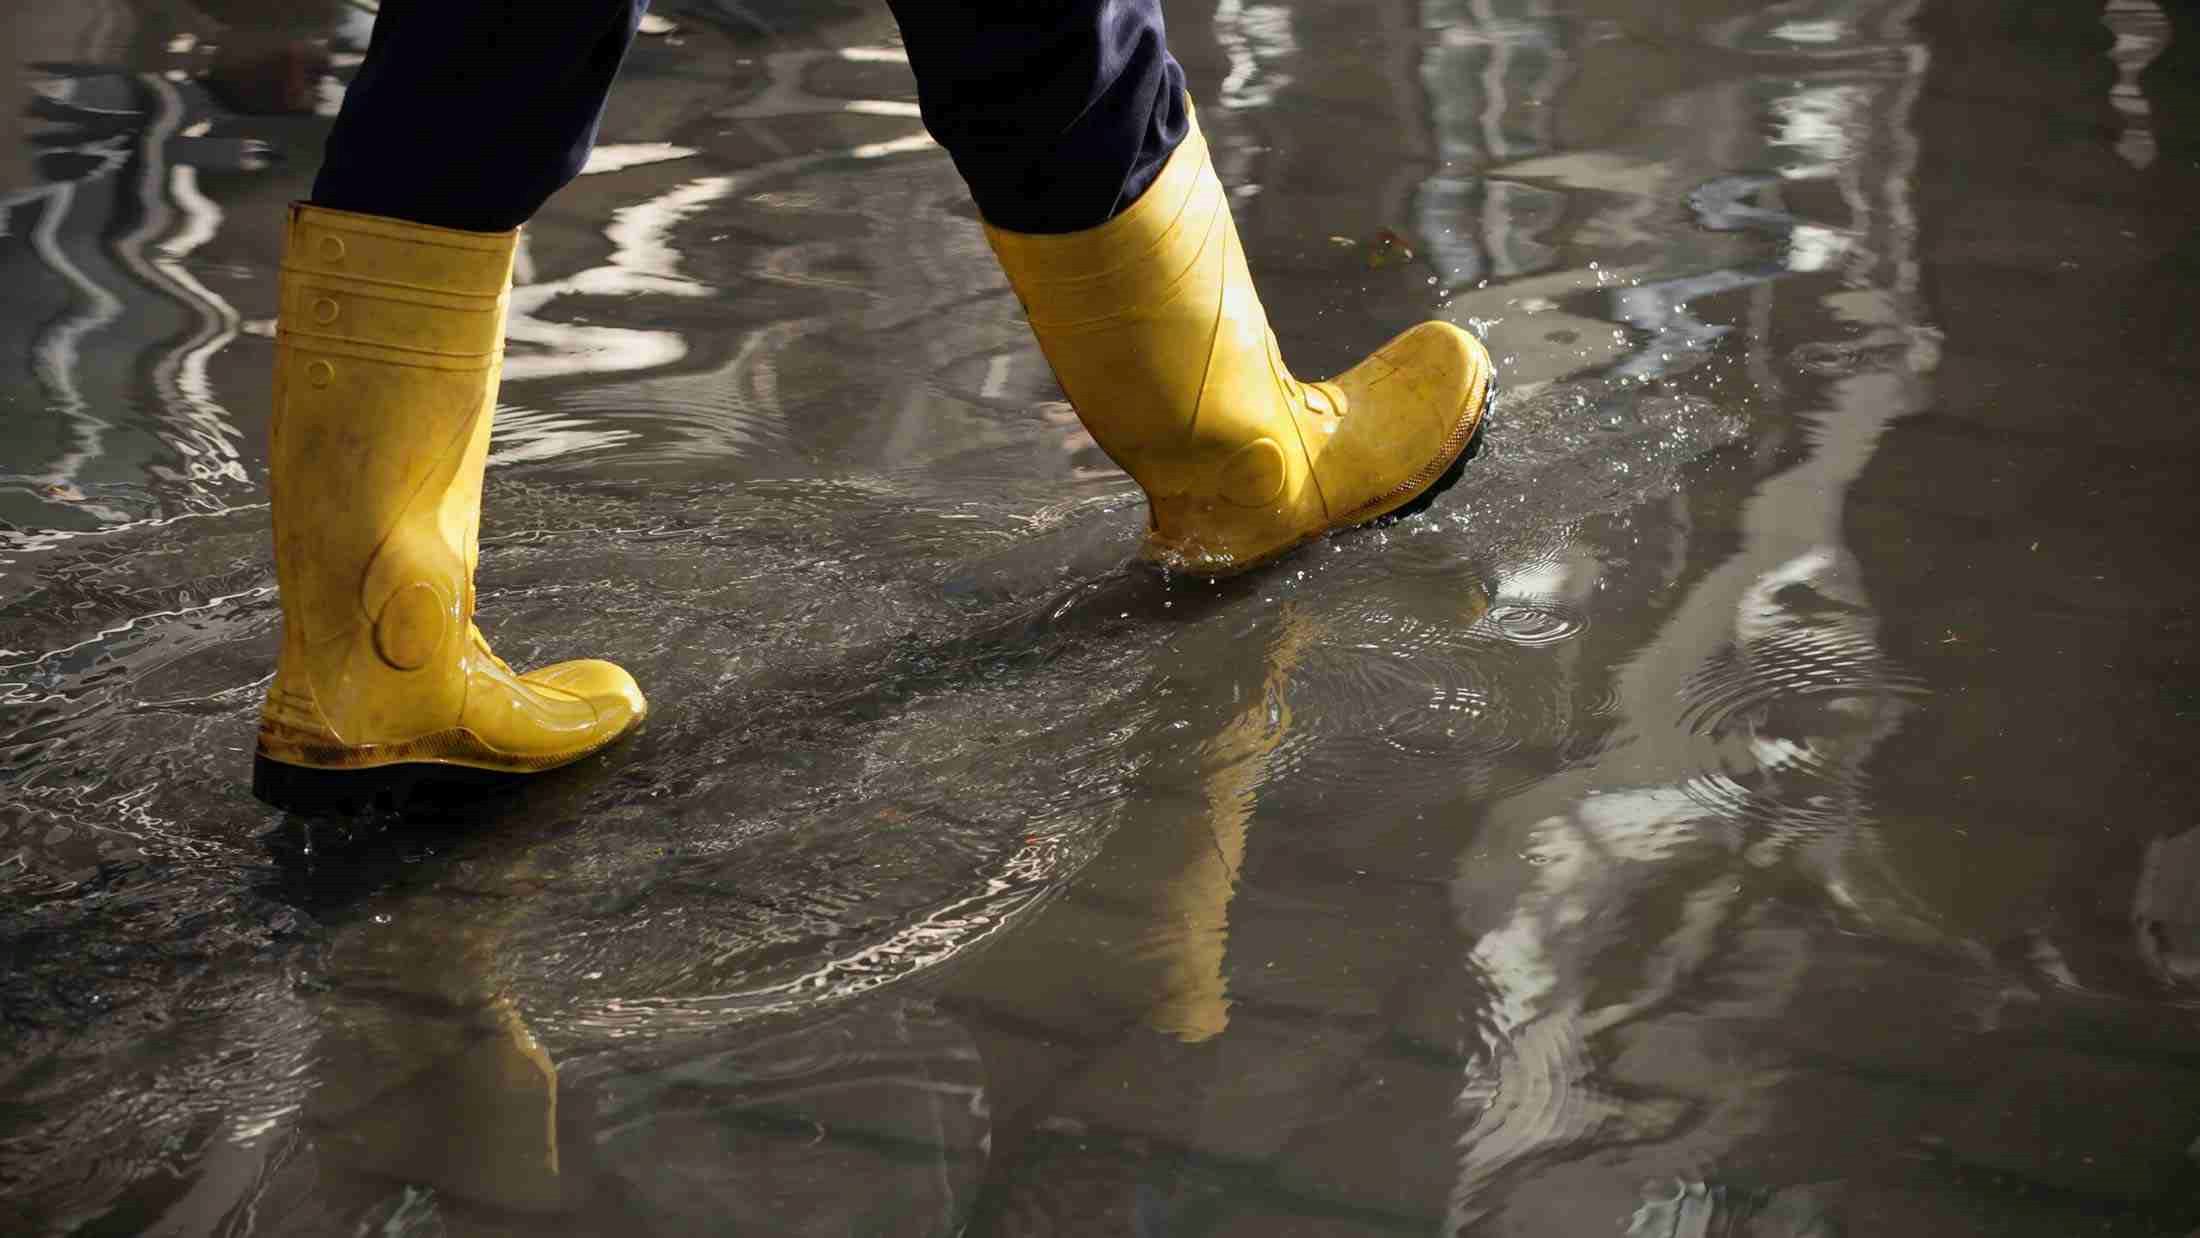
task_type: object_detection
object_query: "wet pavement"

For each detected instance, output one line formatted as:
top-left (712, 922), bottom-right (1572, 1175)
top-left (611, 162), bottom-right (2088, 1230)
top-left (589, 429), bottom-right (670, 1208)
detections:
top-left (5, 0), bottom-right (2200, 1233)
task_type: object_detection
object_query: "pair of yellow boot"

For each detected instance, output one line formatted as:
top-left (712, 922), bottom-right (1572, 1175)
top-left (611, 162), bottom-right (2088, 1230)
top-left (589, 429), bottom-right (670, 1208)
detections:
top-left (253, 110), bottom-right (1493, 812)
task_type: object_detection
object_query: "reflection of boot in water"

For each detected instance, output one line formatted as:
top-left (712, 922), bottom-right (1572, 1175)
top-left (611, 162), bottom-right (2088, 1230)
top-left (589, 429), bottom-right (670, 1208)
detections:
top-left (1142, 583), bottom-right (1485, 1040)
top-left (253, 207), bottom-right (646, 814)
top-left (308, 992), bottom-right (564, 1213)
top-left (985, 104), bottom-right (1495, 577)
top-left (1143, 607), bottom-right (1313, 1042)
top-left (303, 846), bottom-right (569, 1214)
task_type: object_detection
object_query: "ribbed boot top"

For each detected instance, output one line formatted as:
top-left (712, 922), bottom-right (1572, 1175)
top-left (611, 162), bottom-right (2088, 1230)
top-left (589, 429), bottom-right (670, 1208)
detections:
top-left (279, 204), bottom-right (516, 361)
top-left (982, 109), bottom-right (1224, 327)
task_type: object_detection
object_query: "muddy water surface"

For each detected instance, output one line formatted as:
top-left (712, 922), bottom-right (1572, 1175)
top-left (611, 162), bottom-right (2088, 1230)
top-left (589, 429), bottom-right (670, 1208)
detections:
top-left (4, 0), bottom-right (2200, 1234)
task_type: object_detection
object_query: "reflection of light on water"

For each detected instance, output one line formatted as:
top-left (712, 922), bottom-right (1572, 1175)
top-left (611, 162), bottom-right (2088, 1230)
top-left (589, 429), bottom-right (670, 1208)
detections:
top-left (1772, 83), bottom-right (1869, 179)
top-left (602, 177), bottom-right (732, 284)
top-left (118, 75), bottom-right (248, 488)
top-left (840, 100), bottom-right (922, 118)
top-left (581, 143), bottom-right (700, 175)
top-left (487, 404), bottom-right (640, 468)
top-left (1415, 1), bottom-right (1575, 295)
top-left (498, 133), bottom-right (940, 465)
top-left (1421, 0), bottom-right (1572, 166)
top-left (0, 62), bottom-right (265, 535)
top-left (589, 868), bottom-right (1057, 1033)
top-left (1435, 17), bottom-right (1559, 48)
top-left (502, 175), bottom-right (733, 384)
top-left (150, 164), bottom-right (248, 488)
top-left (1496, 557), bottom-right (1569, 601)
top-left (0, 68), bottom-right (257, 523)
top-left (848, 133), bottom-right (935, 161)
top-left (980, 354), bottom-right (1012, 400)
top-left (1215, 0), bottom-right (1297, 111)
top-left (1770, 19), bottom-right (1846, 44)
top-left (10, 182), bottom-right (123, 513)
top-left (1785, 221), bottom-right (1850, 272)
top-left (2104, 0), bottom-right (2168, 170)
top-left (0, 501), bottom-right (268, 558)
top-left (1454, 789), bottom-right (1717, 1220)
top-left (1446, 4), bottom-right (1945, 1223)
top-left (503, 134), bottom-right (937, 387)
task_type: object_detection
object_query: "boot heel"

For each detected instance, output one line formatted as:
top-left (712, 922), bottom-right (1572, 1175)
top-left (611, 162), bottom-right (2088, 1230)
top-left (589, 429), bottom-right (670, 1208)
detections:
top-left (251, 754), bottom-right (506, 818)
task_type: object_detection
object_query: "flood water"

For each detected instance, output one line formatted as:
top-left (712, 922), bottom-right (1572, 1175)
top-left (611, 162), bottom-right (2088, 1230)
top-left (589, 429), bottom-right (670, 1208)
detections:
top-left (6, 0), bottom-right (2200, 1233)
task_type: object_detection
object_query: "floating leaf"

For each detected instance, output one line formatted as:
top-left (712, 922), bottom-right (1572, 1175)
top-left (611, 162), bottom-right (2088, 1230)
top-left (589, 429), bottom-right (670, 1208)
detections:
top-left (1366, 228), bottom-right (1415, 269)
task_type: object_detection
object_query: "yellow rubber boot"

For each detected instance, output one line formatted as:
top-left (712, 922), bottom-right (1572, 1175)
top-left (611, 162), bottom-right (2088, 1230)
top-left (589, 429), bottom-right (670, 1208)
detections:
top-left (253, 205), bottom-right (645, 813)
top-left (985, 105), bottom-right (1494, 577)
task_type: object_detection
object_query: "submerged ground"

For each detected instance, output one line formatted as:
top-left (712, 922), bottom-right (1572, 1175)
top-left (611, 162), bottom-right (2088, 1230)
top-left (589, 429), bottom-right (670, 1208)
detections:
top-left (5, 0), bottom-right (2200, 1233)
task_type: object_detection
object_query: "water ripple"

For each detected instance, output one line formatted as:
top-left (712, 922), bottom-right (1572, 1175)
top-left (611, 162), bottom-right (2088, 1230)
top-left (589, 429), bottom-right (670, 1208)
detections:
top-left (1484, 599), bottom-right (1587, 648)
top-left (1281, 640), bottom-right (1571, 805)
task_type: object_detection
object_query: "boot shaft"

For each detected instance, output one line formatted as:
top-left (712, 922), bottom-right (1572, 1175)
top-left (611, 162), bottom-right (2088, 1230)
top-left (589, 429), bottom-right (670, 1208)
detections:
top-left (265, 205), bottom-right (516, 747)
top-left (982, 115), bottom-right (1318, 510)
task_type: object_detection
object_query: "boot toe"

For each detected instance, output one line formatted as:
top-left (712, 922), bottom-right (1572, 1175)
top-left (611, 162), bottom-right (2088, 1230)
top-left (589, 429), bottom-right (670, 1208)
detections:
top-left (1348, 320), bottom-right (1490, 440)
top-left (524, 658), bottom-right (649, 737)
top-left (1324, 319), bottom-right (1493, 525)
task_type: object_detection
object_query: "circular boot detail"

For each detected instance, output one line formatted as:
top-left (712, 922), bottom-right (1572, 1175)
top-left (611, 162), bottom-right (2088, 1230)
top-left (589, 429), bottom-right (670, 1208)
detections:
top-left (374, 580), bottom-right (448, 671)
top-left (1218, 437), bottom-right (1289, 507)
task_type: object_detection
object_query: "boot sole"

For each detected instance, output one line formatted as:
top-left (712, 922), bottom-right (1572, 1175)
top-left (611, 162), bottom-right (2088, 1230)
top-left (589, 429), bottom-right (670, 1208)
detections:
top-left (251, 723), bottom-right (639, 817)
top-left (251, 753), bottom-right (521, 817)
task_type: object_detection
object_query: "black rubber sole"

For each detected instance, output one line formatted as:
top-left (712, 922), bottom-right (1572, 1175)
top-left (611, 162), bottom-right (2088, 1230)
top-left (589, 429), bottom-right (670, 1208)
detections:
top-left (252, 753), bottom-right (523, 819)
top-left (1367, 379), bottom-right (1496, 530)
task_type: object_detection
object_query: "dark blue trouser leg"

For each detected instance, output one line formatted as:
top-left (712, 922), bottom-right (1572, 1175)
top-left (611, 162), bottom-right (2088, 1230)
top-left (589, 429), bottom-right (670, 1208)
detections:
top-left (886, 0), bottom-right (1189, 233)
top-left (312, 0), bottom-right (650, 233)
top-left (310, 1), bottom-right (1185, 236)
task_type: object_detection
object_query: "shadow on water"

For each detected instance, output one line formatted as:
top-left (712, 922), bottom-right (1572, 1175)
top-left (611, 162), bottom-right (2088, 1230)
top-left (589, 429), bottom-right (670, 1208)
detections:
top-left (5, 0), bottom-right (2200, 1234)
